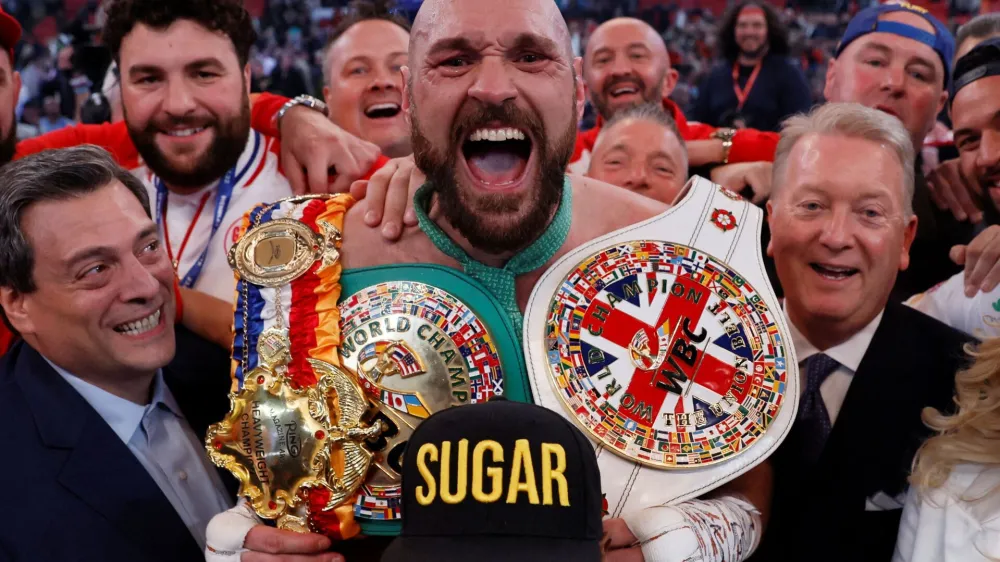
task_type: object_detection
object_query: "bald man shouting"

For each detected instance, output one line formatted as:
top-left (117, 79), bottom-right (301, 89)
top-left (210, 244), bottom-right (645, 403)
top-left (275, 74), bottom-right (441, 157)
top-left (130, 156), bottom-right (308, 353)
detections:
top-left (202, 2), bottom-right (773, 562)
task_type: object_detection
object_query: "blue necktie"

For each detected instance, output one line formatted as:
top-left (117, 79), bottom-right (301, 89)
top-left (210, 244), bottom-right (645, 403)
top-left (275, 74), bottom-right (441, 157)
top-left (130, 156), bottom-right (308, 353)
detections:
top-left (795, 353), bottom-right (839, 464)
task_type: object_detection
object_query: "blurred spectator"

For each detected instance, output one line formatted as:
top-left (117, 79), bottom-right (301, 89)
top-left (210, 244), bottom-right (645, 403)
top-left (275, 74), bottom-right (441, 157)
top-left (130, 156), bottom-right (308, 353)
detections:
top-left (38, 92), bottom-right (72, 133)
top-left (79, 91), bottom-right (111, 125)
top-left (99, 61), bottom-right (123, 123)
top-left (270, 47), bottom-right (310, 98)
top-left (16, 96), bottom-right (39, 141)
top-left (689, 2), bottom-right (812, 131)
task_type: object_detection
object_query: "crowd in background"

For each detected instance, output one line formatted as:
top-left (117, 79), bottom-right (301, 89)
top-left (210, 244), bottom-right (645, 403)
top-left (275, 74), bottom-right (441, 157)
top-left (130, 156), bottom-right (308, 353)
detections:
top-left (2, 0), bottom-right (985, 137)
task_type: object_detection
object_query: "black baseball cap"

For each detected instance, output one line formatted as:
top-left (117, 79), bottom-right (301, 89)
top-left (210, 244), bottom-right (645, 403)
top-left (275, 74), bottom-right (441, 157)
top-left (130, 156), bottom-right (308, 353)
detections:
top-left (381, 400), bottom-right (603, 562)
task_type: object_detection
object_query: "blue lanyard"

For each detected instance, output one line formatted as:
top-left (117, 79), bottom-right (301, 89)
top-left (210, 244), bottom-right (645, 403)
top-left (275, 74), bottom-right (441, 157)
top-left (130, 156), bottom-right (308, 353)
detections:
top-left (155, 167), bottom-right (237, 289)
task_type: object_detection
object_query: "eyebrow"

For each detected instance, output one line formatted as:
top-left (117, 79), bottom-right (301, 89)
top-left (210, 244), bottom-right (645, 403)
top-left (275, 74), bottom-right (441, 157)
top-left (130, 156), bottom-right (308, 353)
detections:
top-left (64, 224), bottom-right (160, 270)
top-left (861, 41), bottom-right (938, 73)
top-left (426, 36), bottom-right (485, 59)
top-left (127, 57), bottom-right (225, 78)
top-left (593, 42), bottom-right (651, 57)
top-left (954, 110), bottom-right (1000, 140)
top-left (508, 32), bottom-right (562, 56)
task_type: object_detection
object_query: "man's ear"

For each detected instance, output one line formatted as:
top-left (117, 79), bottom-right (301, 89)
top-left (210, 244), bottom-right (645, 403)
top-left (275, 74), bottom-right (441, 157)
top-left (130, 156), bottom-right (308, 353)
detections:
top-left (574, 57), bottom-right (586, 123)
top-left (0, 287), bottom-right (32, 337)
top-left (243, 64), bottom-right (252, 96)
top-left (401, 66), bottom-right (412, 121)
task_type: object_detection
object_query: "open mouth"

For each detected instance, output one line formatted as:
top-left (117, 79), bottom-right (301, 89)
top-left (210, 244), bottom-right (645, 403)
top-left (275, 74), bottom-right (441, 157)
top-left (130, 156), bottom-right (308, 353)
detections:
top-left (608, 85), bottom-right (640, 99)
top-left (364, 103), bottom-right (401, 119)
top-left (460, 126), bottom-right (533, 187)
top-left (164, 127), bottom-right (206, 137)
top-left (810, 263), bottom-right (859, 281)
top-left (114, 309), bottom-right (163, 337)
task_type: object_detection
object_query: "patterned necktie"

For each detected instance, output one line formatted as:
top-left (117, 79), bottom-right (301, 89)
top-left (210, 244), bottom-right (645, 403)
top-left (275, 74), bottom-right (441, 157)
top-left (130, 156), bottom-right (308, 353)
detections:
top-left (794, 353), bottom-right (840, 465)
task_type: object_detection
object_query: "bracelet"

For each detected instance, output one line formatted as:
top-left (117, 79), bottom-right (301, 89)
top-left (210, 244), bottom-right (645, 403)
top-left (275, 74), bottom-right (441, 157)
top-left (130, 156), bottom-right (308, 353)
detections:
top-left (712, 127), bottom-right (736, 165)
top-left (275, 95), bottom-right (329, 130)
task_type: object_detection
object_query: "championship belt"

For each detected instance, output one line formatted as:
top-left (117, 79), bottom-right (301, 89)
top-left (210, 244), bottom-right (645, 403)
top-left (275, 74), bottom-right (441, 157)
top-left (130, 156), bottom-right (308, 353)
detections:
top-left (207, 195), bottom-right (382, 539)
top-left (338, 265), bottom-right (530, 536)
top-left (525, 176), bottom-right (799, 518)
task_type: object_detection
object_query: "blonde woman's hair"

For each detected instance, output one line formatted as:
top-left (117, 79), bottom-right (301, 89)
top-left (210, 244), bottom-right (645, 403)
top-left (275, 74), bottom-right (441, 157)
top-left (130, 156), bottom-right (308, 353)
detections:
top-left (910, 338), bottom-right (1000, 494)
top-left (771, 102), bottom-right (916, 217)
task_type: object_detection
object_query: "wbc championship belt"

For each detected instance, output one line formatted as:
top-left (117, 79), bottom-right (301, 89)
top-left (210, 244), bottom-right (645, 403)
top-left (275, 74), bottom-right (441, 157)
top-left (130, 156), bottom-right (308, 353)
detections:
top-left (207, 194), bottom-right (383, 539)
top-left (525, 176), bottom-right (799, 518)
top-left (338, 265), bottom-right (530, 536)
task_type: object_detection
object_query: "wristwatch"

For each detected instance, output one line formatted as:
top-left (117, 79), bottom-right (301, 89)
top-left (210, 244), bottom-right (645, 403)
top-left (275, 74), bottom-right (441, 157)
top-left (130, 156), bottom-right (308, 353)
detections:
top-left (275, 95), bottom-right (330, 129)
top-left (711, 127), bottom-right (736, 165)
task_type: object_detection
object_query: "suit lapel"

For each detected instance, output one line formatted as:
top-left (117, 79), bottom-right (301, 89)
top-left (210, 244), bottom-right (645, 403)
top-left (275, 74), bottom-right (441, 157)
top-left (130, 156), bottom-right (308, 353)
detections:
top-left (15, 344), bottom-right (201, 561)
top-left (820, 303), bottom-right (919, 498)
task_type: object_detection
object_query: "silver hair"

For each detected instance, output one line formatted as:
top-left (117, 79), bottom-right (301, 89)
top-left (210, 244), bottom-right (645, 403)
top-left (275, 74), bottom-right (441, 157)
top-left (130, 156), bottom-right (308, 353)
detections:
top-left (591, 103), bottom-right (689, 173)
top-left (771, 102), bottom-right (915, 216)
top-left (0, 145), bottom-right (151, 294)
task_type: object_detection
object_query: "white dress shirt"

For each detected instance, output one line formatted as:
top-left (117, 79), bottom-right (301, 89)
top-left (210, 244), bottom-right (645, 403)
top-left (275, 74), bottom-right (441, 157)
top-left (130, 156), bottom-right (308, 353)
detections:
top-left (138, 130), bottom-right (293, 301)
top-left (894, 464), bottom-right (1000, 562)
top-left (785, 308), bottom-right (884, 424)
top-left (52, 360), bottom-right (232, 549)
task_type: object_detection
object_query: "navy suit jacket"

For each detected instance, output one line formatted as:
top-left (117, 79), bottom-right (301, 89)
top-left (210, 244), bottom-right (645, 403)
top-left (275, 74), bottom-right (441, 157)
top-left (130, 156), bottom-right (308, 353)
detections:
top-left (752, 302), bottom-right (972, 561)
top-left (0, 327), bottom-right (235, 562)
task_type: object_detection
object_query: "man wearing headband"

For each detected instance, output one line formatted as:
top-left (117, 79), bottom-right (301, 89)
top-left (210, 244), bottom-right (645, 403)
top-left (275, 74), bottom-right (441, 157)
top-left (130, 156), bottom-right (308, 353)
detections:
top-left (923, 13), bottom-right (1000, 224)
top-left (905, 39), bottom-right (1000, 340)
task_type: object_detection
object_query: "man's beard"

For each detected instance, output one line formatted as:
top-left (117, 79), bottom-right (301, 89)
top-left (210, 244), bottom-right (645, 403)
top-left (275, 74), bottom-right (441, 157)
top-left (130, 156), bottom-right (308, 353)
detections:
top-left (0, 115), bottom-right (17, 166)
top-left (411, 100), bottom-right (577, 255)
top-left (739, 40), bottom-right (768, 59)
top-left (126, 90), bottom-right (251, 189)
top-left (592, 71), bottom-right (666, 122)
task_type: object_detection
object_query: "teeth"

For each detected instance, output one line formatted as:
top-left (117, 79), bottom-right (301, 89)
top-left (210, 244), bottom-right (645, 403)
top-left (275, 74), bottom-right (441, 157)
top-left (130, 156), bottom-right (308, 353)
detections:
top-left (612, 87), bottom-right (638, 95)
top-left (467, 128), bottom-right (527, 142)
top-left (116, 310), bottom-right (162, 336)
top-left (167, 128), bottom-right (205, 137)
top-left (367, 103), bottom-right (399, 112)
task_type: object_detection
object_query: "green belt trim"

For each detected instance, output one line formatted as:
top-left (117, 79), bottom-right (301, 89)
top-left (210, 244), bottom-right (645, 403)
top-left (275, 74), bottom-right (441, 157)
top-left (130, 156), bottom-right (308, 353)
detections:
top-left (340, 264), bottom-right (534, 536)
top-left (412, 175), bottom-right (573, 331)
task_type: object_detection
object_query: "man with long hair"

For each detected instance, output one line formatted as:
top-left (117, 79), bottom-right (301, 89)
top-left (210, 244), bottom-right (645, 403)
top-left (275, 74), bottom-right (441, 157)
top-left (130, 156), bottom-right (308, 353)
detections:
top-left (689, 2), bottom-right (812, 132)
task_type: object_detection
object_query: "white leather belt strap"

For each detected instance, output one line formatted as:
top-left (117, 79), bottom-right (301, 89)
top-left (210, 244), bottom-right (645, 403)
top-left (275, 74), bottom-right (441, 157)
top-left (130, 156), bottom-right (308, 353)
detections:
top-left (525, 176), bottom-right (799, 519)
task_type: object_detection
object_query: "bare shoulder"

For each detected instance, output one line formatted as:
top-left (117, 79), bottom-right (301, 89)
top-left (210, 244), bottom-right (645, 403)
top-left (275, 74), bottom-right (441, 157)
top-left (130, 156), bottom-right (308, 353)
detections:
top-left (569, 175), bottom-right (667, 233)
top-left (339, 200), bottom-right (447, 270)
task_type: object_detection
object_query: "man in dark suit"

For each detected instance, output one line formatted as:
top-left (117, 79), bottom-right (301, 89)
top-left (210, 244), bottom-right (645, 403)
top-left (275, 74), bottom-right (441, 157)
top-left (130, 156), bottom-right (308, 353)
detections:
top-left (749, 102), bottom-right (972, 561)
top-left (0, 146), bottom-right (340, 562)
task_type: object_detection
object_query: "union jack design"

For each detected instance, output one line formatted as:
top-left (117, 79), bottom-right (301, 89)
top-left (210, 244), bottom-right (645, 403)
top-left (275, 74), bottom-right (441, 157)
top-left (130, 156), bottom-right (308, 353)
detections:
top-left (544, 241), bottom-right (787, 468)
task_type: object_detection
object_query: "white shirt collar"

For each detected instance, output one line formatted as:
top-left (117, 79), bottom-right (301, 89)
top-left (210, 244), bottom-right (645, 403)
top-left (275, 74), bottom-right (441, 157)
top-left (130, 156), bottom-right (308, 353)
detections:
top-left (47, 358), bottom-right (180, 444)
top-left (784, 305), bottom-right (884, 372)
